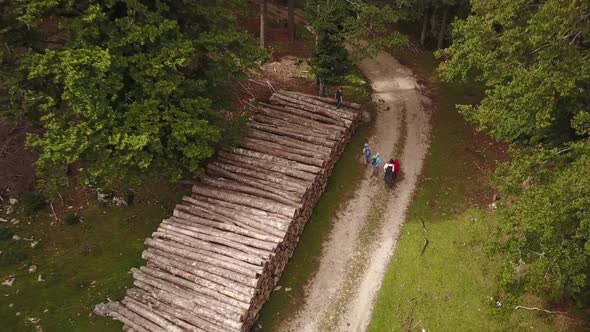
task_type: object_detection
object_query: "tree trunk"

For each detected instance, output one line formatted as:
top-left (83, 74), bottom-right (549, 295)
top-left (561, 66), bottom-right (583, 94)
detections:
top-left (319, 78), bottom-right (326, 96)
top-left (437, 6), bottom-right (449, 49)
top-left (420, 9), bottom-right (429, 46)
top-left (288, 0), bottom-right (295, 41)
top-left (260, 0), bottom-right (267, 48)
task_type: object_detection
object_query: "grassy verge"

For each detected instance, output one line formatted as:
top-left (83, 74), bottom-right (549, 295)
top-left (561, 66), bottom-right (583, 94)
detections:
top-left (257, 122), bottom-right (369, 331)
top-left (0, 182), bottom-right (188, 332)
top-left (367, 49), bottom-right (569, 331)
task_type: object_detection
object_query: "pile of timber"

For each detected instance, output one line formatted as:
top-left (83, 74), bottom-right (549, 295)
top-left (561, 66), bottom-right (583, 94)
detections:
top-left (94, 90), bottom-right (361, 332)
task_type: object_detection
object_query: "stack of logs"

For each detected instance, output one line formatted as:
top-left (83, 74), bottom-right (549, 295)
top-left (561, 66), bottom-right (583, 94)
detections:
top-left (95, 90), bottom-right (360, 332)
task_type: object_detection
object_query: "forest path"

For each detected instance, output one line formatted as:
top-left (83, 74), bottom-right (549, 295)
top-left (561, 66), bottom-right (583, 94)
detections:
top-left (282, 50), bottom-right (432, 331)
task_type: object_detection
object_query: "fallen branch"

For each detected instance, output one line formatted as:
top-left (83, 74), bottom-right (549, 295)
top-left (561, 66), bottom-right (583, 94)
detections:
top-left (420, 218), bottom-right (429, 256)
top-left (49, 201), bottom-right (58, 221)
top-left (514, 305), bottom-right (571, 317)
top-left (420, 238), bottom-right (430, 256)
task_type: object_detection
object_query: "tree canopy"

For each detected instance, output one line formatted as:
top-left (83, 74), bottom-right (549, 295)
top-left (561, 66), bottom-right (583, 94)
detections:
top-left (305, 0), bottom-right (409, 94)
top-left (0, 0), bottom-right (263, 194)
top-left (441, 0), bottom-right (590, 302)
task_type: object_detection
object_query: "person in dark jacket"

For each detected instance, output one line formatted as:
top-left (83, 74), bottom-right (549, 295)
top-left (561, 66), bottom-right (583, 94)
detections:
top-left (335, 87), bottom-right (343, 109)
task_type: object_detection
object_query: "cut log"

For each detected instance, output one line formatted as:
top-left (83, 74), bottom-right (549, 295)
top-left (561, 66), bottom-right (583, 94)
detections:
top-left (143, 248), bottom-right (258, 289)
top-left (272, 91), bottom-right (355, 121)
top-left (200, 174), bottom-right (301, 206)
top-left (253, 112), bottom-right (343, 139)
top-left (141, 250), bottom-right (255, 298)
top-left (174, 204), bottom-right (282, 243)
top-left (188, 193), bottom-right (291, 231)
top-left (138, 266), bottom-right (246, 316)
top-left (239, 140), bottom-right (324, 167)
top-left (282, 90), bottom-right (361, 109)
top-left (209, 162), bottom-right (309, 194)
top-left (153, 228), bottom-right (267, 265)
top-left (132, 268), bottom-right (243, 321)
top-left (259, 102), bottom-right (347, 128)
top-left (95, 302), bottom-right (152, 332)
top-left (121, 297), bottom-right (184, 332)
top-left (245, 128), bottom-right (332, 156)
top-left (241, 137), bottom-right (325, 160)
top-left (125, 289), bottom-right (212, 332)
top-left (217, 152), bottom-right (317, 182)
top-left (181, 196), bottom-right (288, 236)
top-left (163, 216), bottom-right (276, 253)
top-left (144, 238), bottom-right (261, 277)
top-left (192, 185), bottom-right (299, 219)
top-left (255, 109), bottom-right (344, 134)
top-left (229, 147), bottom-right (322, 174)
top-left (132, 280), bottom-right (242, 331)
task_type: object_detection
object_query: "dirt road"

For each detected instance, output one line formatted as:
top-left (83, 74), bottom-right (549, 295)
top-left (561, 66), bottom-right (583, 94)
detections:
top-left (283, 51), bottom-right (432, 331)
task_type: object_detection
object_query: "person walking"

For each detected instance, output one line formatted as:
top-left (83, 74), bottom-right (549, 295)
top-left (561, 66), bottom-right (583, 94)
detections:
top-left (335, 87), bottom-right (343, 109)
top-left (383, 159), bottom-right (395, 186)
top-left (362, 143), bottom-right (371, 166)
top-left (371, 153), bottom-right (382, 177)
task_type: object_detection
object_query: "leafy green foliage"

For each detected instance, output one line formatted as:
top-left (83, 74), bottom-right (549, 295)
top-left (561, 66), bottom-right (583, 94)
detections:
top-left (0, 248), bottom-right (29, 266)
top-left (1, 0), bottom-right (263, 195)
top-left (441, 0), bottom-right (590, 302)
top-left (305, 0), bottom-right (410, 90)
top-left (22, 191), bottom-right (47, 216)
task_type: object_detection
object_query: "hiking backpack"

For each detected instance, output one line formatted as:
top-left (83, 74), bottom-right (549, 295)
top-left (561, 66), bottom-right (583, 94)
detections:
top-left (393, 159), bottom-right (400, 174)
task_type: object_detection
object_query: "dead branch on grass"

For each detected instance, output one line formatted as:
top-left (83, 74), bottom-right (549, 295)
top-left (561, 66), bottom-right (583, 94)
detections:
top-left (420, 218), bottom-right (429, 256)
top-left (514, 305), bottom-right (573, 320)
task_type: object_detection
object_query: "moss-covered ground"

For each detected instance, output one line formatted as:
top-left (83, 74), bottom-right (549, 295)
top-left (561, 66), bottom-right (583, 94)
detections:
top-left (0, 182), bottom-right (188, 332)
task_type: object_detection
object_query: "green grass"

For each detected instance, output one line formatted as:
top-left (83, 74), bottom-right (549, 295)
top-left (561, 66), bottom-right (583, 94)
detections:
top-left (367, 49), bottom-right (570, 331)
top-left (257, 122), bottom-right (370, 331)
top-left (0, 182), bottom-right (188, 332)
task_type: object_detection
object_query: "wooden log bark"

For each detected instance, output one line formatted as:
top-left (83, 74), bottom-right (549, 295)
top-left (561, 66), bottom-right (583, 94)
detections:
top-left (105, 301), bottom-right (167, 332)
top-left (95, 302), bottom-right (153, 332)
top-left (144, 238), bottom-right (261, 277)
top-left (239, 140), bottom-right (324, 167)
top-left (164, 216), bottom-right (276, 253)
top-left (245, 128), bottom-right (332, 156)
top-left (255, 107), bottom-right (345, 134)
top-left (173, 205), bottom-right (281, 243)
top-left (192, 185), bottom-right (299, 219)
top-left (188, 193), bottom-right (292, 231)
top-left (259, 102), bottom-right (346, 128)
top-left (278, 89), bottom-right (361, 112)
top-left (132, 280), bottom-right (242, 331)
top-left (271, 93), bottom-right (353, 124)
top-left (217, 152), bottom-right (317, 183)
top-left (126, 289), bottom-right (212, 332)
top-left (273, 91), bottom-right (356, 121)
top-left (241, 137), bottom-right (326, 160)
top-left (126, 287), bottom-right (228, 332)
top-left (252, 115), bottom-right (344, 143)
top-left (181, 196), bottom-right (288, 236)
top-left (143, 248), bottom-right (258, 289)
top-left (200, 175), bottom-right (299, 207)
top-left (229, 147), bottom-right (322, 174)
top-left (281, 90), bottom-right (361, 109)
top-left (153, 227), bottom-right (267, 265)
top-left (209, 162), bottom-right (309, 194)
top-left (133, 268), bottom-right (243, 321)
top-left (138, 266), bottom-right (246, 316)
top-left (121, 297), bottom-right (184, 332)
top-left (142, 251), bottom-right (255, 309)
